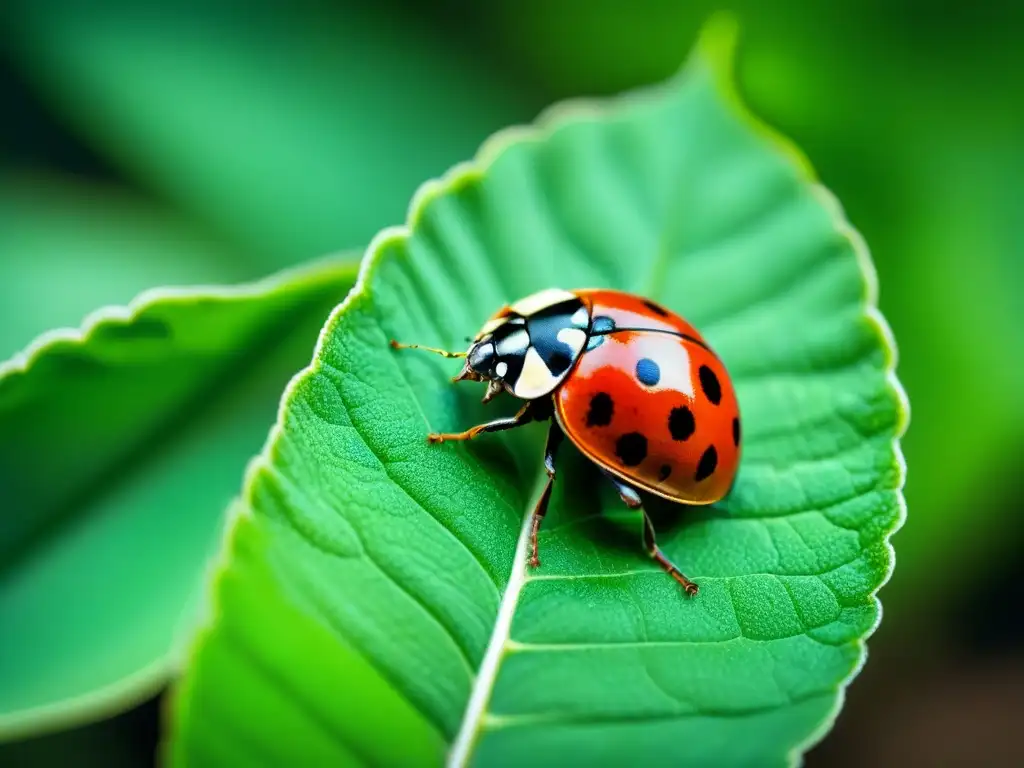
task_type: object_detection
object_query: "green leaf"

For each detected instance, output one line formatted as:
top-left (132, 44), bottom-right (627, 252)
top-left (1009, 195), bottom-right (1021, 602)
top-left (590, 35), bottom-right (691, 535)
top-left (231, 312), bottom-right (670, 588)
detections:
top-left (489, 0), bottom-right (1024, 609)
top-left (0, 254), bottom-right (359, 741)
top-left (731, 20), bottom-right (1024, 609)
top-left (1, 0), bottom-right (531, 269)
top-left (0, 171), bottom-right (253, 361)
top-left (168, 17), bottom-right (906, 767)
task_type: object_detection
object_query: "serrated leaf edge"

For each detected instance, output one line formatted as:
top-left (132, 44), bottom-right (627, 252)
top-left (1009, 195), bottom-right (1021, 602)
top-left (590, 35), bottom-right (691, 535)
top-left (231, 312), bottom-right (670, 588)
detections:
top-left (0, 253), bottom-right (360, 742)
top-left (0, 253), bottom-right (360, 384)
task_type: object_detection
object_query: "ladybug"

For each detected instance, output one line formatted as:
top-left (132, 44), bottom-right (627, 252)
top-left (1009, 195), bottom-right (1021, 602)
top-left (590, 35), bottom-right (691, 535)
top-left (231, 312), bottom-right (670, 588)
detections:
top-left (391, 288), bottom-right (740, 596)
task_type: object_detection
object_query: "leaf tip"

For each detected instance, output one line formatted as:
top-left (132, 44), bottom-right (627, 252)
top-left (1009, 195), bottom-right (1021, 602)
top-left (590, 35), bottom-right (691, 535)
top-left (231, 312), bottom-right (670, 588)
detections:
top-left (695, 10), bottom-right (741, 77)
top-left (693, 11), bottom-right (818, 185)
top-left (696, 9), bottom-right (911, 519)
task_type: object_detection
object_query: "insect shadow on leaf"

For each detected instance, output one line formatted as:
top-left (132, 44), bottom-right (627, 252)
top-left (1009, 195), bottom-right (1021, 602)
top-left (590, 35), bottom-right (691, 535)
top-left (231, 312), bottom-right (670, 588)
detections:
top-left (541, 447), bottom-right (650, 558)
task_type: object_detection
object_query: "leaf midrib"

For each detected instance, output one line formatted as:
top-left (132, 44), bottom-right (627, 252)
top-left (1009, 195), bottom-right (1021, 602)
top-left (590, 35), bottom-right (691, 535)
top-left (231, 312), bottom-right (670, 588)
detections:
top-left (436, 323), bottom-right (885, 765)
top-left (434, 162), bottom-right (819, 763)
top-left (441, 172), bottom-right (699, 763)
top-left (445, 493), bottom-right (534, 767)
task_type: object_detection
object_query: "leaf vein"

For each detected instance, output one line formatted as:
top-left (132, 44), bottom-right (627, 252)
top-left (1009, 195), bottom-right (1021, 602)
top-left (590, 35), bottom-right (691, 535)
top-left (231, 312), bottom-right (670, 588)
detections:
top-left (481, 689), bottom-right (836, 731)
top-left (313, 367), bottom-right (493, 673)
top-left (323, 356), bottom-right (506, 592)
top-left (525, 547), bottom-right (865, 587)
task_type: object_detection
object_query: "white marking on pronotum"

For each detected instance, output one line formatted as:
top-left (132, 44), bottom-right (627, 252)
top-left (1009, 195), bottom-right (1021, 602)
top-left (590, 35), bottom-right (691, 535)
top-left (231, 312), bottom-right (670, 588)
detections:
top-left (570, 306), bottom-right (589, 327)
top-left (556, 327), bottom-right (587, 356)
top-left (447, 491), bottom-right (537, 767)
top-left (510, 287), bottom-right (576, 317)
top-left (477, 315), bottom-right (508, 338)
top-left (495, 328), bottom-right (529, 358)
top-left (495, 361), bottom-right (508, 378)
top-left (513, 346), bottom-right (559, 398)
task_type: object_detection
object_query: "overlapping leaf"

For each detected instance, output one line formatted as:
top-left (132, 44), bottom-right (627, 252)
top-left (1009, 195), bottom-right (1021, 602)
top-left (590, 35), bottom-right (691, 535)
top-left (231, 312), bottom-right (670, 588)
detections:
top-left (0, 256), bottom-right (358, 740)
top-left (0, 172), bottom-right (249, 362)
top-left (169, 18), bottom-right (906, 767)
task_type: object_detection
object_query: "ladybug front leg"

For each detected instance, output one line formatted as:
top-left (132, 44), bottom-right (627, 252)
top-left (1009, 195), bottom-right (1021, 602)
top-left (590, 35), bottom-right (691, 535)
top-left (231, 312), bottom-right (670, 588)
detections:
top-left (600, 470), bottom-right (699, 597)
top-left (527, 421), bottom-right (564, 568)
top-left (427, 402), bottom-right (537, 444)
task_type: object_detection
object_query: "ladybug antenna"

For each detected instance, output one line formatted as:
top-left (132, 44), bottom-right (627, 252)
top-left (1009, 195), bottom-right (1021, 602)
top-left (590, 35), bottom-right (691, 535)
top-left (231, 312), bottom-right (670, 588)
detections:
top-left (389, 339), bottom-right (466, 358)
top-left (592, 327), bottom-right (713, 354)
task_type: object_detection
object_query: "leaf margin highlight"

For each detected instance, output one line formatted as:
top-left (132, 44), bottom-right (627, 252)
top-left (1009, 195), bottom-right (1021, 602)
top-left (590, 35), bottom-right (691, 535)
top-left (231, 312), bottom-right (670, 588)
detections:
top-left (0, 252), bottom-right (362, 742)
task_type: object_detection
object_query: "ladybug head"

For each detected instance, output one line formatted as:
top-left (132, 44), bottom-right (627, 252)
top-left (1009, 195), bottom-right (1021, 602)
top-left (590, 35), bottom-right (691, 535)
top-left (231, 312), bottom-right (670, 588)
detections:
top-left (454, 289), bottom-right (591, 403)
top-left (454, 332), bottom-right (517, 403)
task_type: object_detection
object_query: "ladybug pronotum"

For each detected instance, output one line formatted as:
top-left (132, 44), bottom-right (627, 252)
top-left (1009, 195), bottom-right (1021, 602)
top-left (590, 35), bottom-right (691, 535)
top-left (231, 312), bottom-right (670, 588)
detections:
top-left (392, 288), bottom-right (741, 596)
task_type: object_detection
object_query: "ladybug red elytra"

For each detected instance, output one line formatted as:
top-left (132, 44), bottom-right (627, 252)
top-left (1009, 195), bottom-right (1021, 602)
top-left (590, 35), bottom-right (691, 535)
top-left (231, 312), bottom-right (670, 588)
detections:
top-left (391, 288), bottom-right (741, 596)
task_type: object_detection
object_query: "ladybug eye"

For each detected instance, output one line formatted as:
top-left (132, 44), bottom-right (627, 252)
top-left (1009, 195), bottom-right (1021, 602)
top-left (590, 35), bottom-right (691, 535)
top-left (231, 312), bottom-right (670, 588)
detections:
top-left (467, 341), bottom-right (497, 376)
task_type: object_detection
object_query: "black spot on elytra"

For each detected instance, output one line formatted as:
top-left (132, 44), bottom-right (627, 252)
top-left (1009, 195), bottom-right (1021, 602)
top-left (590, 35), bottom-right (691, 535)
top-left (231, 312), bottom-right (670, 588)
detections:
top-left (695, 445), bottom-right (718, 482)
top-left (635, 358), bottom-right (660, 387)
top-left (668, 406), bottom-right (695, 441)
top-left (658, 464), bottom-right (672, 481)
top-left (699, 365), bottom-right (721, 405)
top-left (642, 299), bottom-right (669, 317)
top-left (732, 417), bottom-right (741, 446)
top-left (586, 392), bottom-right (614, 427)
top-left (615, 432), bottom-right (648, 466)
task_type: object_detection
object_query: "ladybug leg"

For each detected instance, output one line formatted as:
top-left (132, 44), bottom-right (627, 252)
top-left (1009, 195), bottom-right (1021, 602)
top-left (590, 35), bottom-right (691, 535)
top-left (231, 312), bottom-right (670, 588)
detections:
top-left (427, 401), bottom-right (542, 444)
top-left (528, 422), bottom-right (564, 568)
top-left (601, 470), bottom-right (699, 597)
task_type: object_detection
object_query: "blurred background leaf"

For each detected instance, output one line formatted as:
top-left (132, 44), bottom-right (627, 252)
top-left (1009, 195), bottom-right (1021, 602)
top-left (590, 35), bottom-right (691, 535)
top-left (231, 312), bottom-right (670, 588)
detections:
top-left (0, 255), bottom-right (358, 741)
top-left (0, 0), bottom-right (530, 270)
top-left (0, 172), bottom-right (249, 362)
